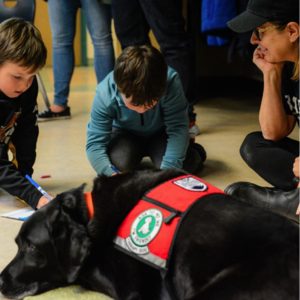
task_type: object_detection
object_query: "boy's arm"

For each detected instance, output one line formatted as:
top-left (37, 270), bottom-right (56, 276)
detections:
top-left (160, 71), bottom-right (190, 170)
top-left (0, 158), bottom-right (43, 209)
top-left (3, 78), bottom-right (42, 208)
top-left (11, 78), bottom-right (39, 176)
top-left (86, 86), bottom-right (116, 176)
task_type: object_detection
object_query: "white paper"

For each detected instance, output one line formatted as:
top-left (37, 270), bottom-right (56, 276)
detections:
top-left (1, 207), bottom-right (35, 221)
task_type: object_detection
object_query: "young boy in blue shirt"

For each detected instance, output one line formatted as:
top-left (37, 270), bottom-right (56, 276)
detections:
top-left (0, 18), bottom-right (48, 209)
top-left (87, 45), bottom-right (205, 176)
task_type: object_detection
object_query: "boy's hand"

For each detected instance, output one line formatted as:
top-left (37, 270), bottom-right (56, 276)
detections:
top-left (36, 196), bottom-right (51, 209)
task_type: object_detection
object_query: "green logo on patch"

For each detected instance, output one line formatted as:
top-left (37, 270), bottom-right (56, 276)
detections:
top-left (130, 209), bottom-right (163, 248)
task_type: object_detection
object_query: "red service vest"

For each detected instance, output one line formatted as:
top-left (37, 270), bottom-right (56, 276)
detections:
top-left (114, 175), bottom-right (224, 270)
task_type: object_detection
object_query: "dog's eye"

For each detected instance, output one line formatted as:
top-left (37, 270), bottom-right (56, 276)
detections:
top-left (27, 243), bottom-right (37, 252)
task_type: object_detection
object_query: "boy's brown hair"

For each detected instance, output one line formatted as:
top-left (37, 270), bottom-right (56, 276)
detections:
top-left (0, 17), bottom-right (47, 72)
top-left (114, 45), bottom-right (167, 107)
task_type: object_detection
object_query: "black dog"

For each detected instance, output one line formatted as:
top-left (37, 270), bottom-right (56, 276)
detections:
top-left (0, 169), bottom-right (299, 300)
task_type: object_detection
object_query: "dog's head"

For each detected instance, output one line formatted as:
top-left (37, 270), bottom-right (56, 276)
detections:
top-left (0, 185), bottom-right (92, 299)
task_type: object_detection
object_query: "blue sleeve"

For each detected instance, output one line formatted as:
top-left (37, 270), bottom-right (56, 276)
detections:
top-left (160, 70), bottom-right (189, 170)
top-left (201, 0), bottom-right (236, 46)
top-left (201, 0), bottom-right (236, 33)
top-left (86, 83), bottom-right (115, 176)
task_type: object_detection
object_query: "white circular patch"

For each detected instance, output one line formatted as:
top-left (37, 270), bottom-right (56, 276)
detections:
top-left (129, 209), bottom-right (163, 250)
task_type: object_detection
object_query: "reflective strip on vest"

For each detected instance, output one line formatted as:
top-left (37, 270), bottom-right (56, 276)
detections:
top-left (114, 175), bottom-right (224, 270)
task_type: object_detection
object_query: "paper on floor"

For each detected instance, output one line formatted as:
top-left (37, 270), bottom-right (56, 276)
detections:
top-left (1, 207), bottom-right (35, 221)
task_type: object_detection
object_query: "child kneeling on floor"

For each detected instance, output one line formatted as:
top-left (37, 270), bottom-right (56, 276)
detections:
top-left (0, 18), bottom-right (48, 209)
top-left (86, 44), bottom-right (206, 176)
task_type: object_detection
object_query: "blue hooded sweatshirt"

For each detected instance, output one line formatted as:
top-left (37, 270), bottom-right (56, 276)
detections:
top-left (86, 67), bottom-right (189, 176)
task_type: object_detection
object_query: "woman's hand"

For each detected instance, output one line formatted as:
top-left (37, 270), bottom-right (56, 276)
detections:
top-left (252, 46), bottom-right (284, 74)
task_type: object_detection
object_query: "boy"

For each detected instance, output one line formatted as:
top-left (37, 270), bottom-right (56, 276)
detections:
top-left (0, 18), bottom-right (48, 209)
top-left (86, 45), bottom-right (205, 176)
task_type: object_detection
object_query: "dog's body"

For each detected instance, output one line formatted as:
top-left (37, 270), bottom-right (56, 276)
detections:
top-left (0, 169), bottom-right (299, 300)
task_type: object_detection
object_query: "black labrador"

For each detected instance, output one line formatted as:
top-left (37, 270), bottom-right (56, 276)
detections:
top-left (0, 169), bottom-right (299, 300)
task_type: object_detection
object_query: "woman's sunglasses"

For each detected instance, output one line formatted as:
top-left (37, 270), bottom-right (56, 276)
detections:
top-left (253, 28), bottom-right (262, 41)
top-left (253, 25), bottom-right (277, 41)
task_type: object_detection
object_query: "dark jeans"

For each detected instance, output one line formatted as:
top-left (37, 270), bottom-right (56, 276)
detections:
top-left (240, 131), bottom-right (299, 190)
top-left (111, 0), bottom-right (196, 119)
top-left (108, 129), bottom-right (202, 174)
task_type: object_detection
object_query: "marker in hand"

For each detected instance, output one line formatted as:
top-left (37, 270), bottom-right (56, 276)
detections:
top-left (110, 164), bottom-right (120, 175)
top-left (25, 175), bottom-right (53, 201)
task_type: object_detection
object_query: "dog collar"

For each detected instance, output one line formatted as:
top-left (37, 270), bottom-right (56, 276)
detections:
top-left (84, 192), bottom-right (94, 219)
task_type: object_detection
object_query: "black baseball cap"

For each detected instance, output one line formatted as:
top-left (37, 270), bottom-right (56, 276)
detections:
top-left (227, 0), bottom-right (299, 33)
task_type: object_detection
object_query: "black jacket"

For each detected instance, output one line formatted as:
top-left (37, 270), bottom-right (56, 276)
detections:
top-left (0, 78), bottom-right (42, 208)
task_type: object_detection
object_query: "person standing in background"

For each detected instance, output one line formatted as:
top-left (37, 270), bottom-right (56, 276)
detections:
top-left (39, 0), bottom-right (115, 121)
top-left (111, 0), bottom-right (200, 137)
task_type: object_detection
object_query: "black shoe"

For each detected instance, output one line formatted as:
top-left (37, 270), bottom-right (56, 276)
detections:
top-left (38, 106), bottom-right (71, 122)
top-left (184, 142), bottom-right (207, 173)
top-left (191, 142), bottom-right (207, 163)
top-left (225, 182), bottom-right (299, 223)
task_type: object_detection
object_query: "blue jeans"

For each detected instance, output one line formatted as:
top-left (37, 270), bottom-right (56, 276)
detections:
top-left (112, 0), bottom-right (196, 119)
top-left (48, 0), bottom-right (115, 107)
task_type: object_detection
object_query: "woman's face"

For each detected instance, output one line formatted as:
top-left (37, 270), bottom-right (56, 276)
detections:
top-left (250, 22), bottom-right (299, 63)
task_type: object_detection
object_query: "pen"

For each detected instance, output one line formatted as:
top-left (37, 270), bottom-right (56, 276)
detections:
top-left (25, 175), bottom-right (53, 201)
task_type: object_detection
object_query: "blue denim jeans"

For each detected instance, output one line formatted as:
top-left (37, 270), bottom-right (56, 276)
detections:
top-left (47, 0), bottom-right (115, 107)
top-left (112, 0), bottom-right (196, 118)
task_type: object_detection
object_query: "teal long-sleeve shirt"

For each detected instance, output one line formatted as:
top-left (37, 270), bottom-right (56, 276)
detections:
top-left (86, 67), bottom-right (189, 176)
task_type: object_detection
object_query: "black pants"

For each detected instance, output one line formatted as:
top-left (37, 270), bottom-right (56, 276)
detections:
top-left (111, 0), bottom-right (196, 119)
top-left (108, 129), bottom-right (202, 174)
top-left (240, 131), bottom-right (299, 190)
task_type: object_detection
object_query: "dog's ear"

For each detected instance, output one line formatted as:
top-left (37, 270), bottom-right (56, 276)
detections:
top-left (63, 225), bottom-right (91, 283)
top-left (52, 219), bottom-right (92, 283)
top-left (61, 184), bottom-right (86, 210)
top-left (56, 184), bottom-right (90, 224)
top-left (52, 184), bottom-right (92, 283)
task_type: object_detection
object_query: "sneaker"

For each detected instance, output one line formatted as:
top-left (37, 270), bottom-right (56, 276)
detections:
top-left (189, 121), bottom-right (200, 139)
top-left (38, 106), bottom-right (71, 122)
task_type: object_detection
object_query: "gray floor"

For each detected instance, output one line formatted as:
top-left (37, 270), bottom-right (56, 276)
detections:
top-left (0, 67), bottom-right (297, 299)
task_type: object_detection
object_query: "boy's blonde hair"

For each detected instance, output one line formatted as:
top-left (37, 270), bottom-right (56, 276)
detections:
top-left (0, 17), bottom-right (47, 72)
